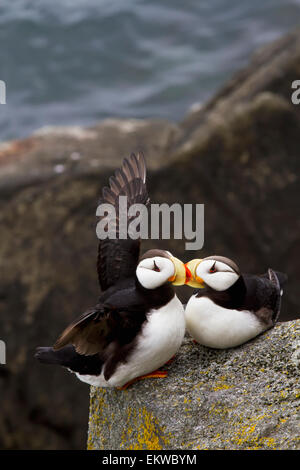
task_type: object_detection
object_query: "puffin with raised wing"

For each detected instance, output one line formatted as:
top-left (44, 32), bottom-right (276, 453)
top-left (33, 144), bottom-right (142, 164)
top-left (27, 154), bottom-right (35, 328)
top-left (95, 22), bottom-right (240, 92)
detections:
top-left (184, 255), bottom-right (287, 349)
top-left (35, 153), bottom-right (187, 389)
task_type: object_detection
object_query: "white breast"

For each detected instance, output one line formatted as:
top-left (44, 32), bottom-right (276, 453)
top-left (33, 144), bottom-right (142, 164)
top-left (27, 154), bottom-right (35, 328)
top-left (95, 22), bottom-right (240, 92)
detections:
top-left (76, 295), bottom-right (185, 387)
top-left (185, 295), bottom-right (265, 349)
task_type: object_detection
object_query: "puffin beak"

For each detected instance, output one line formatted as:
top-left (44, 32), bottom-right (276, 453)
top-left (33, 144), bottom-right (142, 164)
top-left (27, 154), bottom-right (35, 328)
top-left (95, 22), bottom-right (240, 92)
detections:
top-left (168, 256), bottom-right (187, 286)
top-left (184, 259), bottom-right (205, 288)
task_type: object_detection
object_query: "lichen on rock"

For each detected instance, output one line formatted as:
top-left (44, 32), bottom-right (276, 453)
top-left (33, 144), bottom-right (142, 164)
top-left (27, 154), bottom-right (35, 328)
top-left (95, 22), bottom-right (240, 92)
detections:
top-left (88, 320), bottom-right (300, 450)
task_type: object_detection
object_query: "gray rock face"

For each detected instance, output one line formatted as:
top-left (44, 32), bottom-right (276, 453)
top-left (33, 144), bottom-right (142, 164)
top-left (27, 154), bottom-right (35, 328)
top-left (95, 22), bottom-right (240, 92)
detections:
top-left (88, 320), bottom-right (300, 450)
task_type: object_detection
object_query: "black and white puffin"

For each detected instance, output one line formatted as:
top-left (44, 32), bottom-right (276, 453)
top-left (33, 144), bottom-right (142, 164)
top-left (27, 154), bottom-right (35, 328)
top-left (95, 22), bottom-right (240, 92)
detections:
top-left (184, 255), bottom-right (287, 349)
top-left (35, 153), bottom-right (187, 389)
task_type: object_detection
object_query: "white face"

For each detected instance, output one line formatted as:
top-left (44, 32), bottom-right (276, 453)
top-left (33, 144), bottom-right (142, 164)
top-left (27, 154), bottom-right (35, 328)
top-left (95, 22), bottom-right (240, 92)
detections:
top-left (136, 256), bottom-right (175, 289)
top-left (196, 259), bottom-right (239, 291)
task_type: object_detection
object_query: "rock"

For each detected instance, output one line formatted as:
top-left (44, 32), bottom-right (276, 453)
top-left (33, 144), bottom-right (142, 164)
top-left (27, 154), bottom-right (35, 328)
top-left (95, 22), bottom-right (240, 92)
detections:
top-left (0, 118), bottom-right (179, 191)
top-left (88, 320), bottom-right (300, 450)
top-left (0, 29), bottom-right (300, 449)
top-left (179, 28), bottom-right (300, 150)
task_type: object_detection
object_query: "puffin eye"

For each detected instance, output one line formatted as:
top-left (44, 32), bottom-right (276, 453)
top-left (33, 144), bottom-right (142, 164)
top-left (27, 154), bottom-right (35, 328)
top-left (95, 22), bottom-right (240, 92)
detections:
top-left (153, 260), bottom-right (160, 272)
top-left (209, 262), bottom-right (217, 273)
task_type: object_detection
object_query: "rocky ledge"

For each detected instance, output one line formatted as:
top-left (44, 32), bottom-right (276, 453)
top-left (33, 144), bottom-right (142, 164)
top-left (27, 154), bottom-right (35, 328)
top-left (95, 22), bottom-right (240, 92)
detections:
top-left (88, 320), bottom-right (300, 450)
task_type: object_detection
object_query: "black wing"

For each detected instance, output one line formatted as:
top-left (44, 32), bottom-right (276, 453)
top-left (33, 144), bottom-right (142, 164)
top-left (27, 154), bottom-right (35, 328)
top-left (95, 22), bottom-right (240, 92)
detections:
top-left (53, 285), bottom-right (147, 356)
top-left (53, 305), bottom-right (112, 355)
top-left (97, 152), bottom-right (149, 291)
top-left (243, 270), bottom-right (284, 327)
top-left (54, 154), bottom-right (149, 356)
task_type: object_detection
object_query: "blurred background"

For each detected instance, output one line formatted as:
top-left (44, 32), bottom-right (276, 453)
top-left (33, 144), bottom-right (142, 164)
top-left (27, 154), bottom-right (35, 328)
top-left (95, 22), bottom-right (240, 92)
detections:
top-left (2, 0), bottom-right (300, 140)
top-left (0, 0), bottom-right (299, 450)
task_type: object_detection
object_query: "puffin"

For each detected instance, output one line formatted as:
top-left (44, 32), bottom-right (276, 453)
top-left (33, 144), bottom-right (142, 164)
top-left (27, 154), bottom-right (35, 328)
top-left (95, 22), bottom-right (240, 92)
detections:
top-left (35, 153), bottom-right (187, 389)
top-left (184, 255), bottom-right (287, 349)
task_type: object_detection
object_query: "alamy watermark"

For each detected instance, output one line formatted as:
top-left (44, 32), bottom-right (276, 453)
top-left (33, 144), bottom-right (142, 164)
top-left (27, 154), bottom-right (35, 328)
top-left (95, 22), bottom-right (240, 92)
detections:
top-left (0, 340), bottom-right (6, 364)
top-left (291, 80), bottom-right (300, 105)
top-left (96, 196), bottom-right (204, 250)
top-left (0, 80), bottom-right (6, 104)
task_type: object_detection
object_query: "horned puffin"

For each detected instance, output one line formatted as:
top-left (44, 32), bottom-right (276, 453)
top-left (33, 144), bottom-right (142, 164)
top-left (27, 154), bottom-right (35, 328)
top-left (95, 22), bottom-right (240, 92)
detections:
top-left (184, 255), bottom-right (287, 349)
top-left (35, 153), bottom-right (187, 389)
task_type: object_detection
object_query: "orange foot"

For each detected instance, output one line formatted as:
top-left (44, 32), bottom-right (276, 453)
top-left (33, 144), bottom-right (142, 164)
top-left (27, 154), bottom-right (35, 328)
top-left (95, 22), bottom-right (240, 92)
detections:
top-left (117, 370), bottom-right (168, 391)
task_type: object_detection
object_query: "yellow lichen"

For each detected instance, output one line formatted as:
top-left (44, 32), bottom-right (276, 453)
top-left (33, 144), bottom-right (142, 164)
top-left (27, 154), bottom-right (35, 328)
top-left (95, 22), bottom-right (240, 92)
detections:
top-left (120, 406), bottom-right (172, 450)
top-left (211, 375), bottom-right (234, 392)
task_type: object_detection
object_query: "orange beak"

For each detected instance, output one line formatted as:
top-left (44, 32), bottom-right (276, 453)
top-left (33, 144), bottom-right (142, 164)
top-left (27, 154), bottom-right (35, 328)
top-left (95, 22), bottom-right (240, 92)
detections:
top-left (184, 263), bottom-right (192, 284)
top-left (168, 256), bottom-right (187, 286)
top-left (168, 257), bottom-right (205, 287)
top-left (184, 259), bottom-right (205, 288)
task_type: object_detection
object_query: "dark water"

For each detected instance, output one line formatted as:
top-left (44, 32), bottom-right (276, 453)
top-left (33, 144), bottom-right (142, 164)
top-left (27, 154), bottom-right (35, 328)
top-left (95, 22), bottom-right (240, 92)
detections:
top-left (0, 0), bottom-right (300, 141)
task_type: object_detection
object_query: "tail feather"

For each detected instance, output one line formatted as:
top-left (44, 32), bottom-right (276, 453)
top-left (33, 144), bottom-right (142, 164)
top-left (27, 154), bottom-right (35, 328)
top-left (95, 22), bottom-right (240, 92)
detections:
top-left (35, 346), bottom-right (73, 366)
top-left (34, 345), bottom-right (103, 376)
top-left (273, 271), bottom-right (288, 290)
top-left (268, 269), bottom-right (283, 323)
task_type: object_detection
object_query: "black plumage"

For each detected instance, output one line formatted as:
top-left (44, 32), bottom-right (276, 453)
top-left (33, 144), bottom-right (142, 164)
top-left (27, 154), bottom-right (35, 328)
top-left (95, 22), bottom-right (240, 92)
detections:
top-left (35, 153), bottom-right (175, 381)
top-left (195, 269), bottom-right (287, 327)
top-left (97, 152), bottom-right (149, 291)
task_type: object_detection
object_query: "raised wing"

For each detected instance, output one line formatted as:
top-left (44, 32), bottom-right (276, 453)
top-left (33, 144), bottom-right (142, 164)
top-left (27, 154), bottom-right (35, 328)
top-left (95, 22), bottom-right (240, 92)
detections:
top-left (54, 153), bottom-right (149, 356)
top-left (97, 152), bottom-right (149, 291)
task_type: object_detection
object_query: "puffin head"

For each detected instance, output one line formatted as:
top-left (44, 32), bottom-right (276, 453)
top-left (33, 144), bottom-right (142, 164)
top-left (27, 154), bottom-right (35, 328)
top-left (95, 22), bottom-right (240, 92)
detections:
top-left (136, 249), bottom-right (186, 289)
top-left (185, 255), bottom-right (240, 291)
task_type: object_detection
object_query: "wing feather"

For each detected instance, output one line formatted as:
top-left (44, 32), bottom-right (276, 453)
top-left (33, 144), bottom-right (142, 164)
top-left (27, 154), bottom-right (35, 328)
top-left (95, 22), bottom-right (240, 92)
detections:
top-left (53, 306), bottom-right (112, 355)
top-left (54, 153), bottom-right (150, 356)
top-left (97, 152), bottom-right (149, 291)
